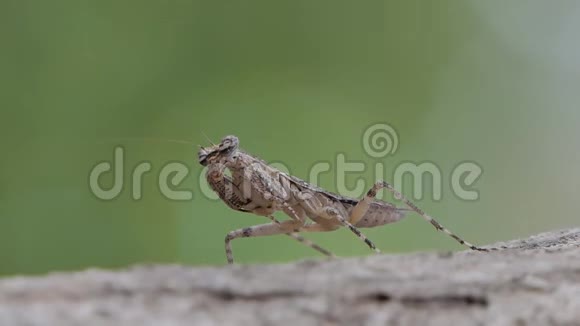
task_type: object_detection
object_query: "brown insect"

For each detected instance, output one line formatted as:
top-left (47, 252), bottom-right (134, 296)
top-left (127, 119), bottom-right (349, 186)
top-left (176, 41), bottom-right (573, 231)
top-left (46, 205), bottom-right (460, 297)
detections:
top-left (199, 135), bottom-right (490, 264)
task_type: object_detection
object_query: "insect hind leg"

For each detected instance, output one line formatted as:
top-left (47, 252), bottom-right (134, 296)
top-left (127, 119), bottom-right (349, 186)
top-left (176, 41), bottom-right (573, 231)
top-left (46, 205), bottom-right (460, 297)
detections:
top-left (369, 180), bottom-right (491, 252)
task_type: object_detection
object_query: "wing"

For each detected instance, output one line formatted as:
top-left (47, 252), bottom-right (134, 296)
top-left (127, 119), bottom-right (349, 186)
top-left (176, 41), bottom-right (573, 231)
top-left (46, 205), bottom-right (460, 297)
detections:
top-left (281, 170), bottom-right (359, 206)
top-left (278, 168), bottom-right (413, 212)
top-left (242, 150), bottom-right (359, 205)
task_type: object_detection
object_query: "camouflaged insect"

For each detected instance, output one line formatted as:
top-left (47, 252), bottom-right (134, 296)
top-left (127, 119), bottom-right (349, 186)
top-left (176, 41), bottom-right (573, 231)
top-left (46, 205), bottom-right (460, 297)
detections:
top-left (199, 135), bottom-right (491, 264)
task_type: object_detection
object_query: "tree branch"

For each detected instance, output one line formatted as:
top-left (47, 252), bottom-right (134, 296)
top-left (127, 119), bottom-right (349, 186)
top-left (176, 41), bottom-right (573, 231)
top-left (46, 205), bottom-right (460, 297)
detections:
top-left (1, 228), bottom-right (579, 325)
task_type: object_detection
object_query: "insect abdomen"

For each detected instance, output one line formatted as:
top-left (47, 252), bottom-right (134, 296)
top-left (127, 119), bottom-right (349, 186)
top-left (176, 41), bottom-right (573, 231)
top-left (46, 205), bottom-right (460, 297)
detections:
top-left (354, 202), bottom-right (407, 228)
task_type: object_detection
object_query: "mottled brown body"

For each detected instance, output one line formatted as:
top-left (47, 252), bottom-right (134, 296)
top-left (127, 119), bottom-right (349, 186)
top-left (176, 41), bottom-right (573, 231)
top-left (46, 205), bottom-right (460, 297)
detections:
top-left (199, 135), bottom-right (489, 264)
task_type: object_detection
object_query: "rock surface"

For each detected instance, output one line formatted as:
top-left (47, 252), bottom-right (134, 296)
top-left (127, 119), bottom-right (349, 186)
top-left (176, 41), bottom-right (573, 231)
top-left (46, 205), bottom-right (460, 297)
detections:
top-left (1, 229), bottom-right (579, 326)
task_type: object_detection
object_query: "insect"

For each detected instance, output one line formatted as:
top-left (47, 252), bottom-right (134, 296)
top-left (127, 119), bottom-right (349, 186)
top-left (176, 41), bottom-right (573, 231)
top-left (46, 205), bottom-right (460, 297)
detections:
top-left (199, 135), bottom-right (491, 264)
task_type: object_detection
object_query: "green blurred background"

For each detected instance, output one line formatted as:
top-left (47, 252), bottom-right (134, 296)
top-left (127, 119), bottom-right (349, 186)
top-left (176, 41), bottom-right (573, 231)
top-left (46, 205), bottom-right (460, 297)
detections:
top-left (1, 1), bottom-right (579, 276)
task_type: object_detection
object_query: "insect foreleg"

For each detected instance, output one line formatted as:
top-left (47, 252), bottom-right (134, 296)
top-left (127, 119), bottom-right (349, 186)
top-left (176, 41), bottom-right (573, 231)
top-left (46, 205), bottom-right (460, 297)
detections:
top-left (206, 163), bottom-right (250, 211)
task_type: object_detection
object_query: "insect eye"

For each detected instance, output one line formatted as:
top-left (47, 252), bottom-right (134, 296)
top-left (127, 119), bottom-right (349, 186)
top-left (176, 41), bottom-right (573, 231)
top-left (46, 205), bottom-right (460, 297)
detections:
top-left (219, 141), bottom-right (231, 151)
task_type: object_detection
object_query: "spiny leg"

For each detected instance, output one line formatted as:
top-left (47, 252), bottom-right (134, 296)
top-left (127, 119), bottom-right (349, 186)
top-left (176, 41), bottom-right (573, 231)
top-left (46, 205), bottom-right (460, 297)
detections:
top-left (263, 215), bottom-right (335, 258)
top-left (368, 180), bottom-right (490, 252)
top-left (321, 207), bottom-right (381, 254)
top-left (225, 220), bottom-right (302, 264)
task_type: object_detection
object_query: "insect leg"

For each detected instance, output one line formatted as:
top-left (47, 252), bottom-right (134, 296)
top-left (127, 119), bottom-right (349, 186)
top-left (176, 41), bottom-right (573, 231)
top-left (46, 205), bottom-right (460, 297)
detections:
top-left (348, 188), bottom-right (374, 225)
top-left (263, 215), bottom-right (335, 258)
top-left (369, 180), bottom-right (491, 251)
top-left (225, 220), bottom-right (304, 264)
top-left (298, 223), bottom-right (340, 232)
top-left (320, 207), bottom-right (381, 254)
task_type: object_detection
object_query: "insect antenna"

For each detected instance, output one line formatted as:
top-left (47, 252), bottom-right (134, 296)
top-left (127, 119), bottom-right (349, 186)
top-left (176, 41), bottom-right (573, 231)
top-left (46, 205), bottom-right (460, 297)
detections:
top-left (201, 131), bottom-right (216, 146)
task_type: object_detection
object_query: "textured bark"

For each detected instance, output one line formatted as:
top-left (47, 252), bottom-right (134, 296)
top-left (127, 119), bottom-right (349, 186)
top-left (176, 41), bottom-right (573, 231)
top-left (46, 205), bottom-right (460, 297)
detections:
top-left (1, 229), bottom-right (579, 326)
